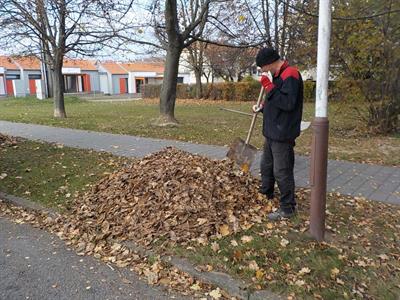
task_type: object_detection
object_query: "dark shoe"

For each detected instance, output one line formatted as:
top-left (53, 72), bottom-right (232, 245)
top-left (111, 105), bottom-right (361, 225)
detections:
top-left (268, 208), bottom-right (296, 221)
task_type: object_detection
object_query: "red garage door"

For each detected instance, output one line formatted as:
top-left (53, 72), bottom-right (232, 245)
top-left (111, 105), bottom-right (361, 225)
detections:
top-left (119, 78), bottom-right (127, 94)
top-left (82, 74), bottom-right (91, 92)
top-left (6, 80), bottom-right (14, 96)
top-left (29, 79), bottom-right (36, 95)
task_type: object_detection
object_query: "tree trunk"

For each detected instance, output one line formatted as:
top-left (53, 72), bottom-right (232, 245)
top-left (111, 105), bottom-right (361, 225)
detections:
top-left (156, 45), bottom-right (182, 126)
top-left (194, 68), bottom-right (203, 99)
top-left (43, 49), bottom-right (54, 98)
top-left (46, 65), bottom-right (54, 98)
top-left (52, 64), bottom-right (66, 118)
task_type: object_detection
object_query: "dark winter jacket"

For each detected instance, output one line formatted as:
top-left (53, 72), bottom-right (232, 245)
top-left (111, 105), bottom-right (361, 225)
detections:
top-left (261, 61), bottom-right (303, 142)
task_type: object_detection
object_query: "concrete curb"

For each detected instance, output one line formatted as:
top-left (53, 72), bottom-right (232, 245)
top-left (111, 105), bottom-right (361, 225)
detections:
top-left (0, 192), bottom-right (59, 219)
top-left (0, 192), bottom-right (283, 300)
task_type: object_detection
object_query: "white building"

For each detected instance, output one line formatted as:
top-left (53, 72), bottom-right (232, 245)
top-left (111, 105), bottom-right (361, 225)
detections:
top-left (0, 56), bottom-right (25, 97)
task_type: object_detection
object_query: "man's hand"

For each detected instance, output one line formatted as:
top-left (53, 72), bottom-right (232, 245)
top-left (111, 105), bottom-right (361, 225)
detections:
top-left (260, 75), bottom-right (274, 92)
top-left (252, 103), bottom-right (264, 113)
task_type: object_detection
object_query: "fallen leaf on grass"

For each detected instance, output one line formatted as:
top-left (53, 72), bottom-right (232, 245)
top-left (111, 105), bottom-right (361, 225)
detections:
top-left (378, 254), bottom-right (389, 261)
top-left (336, 278), bottom-right (345, 285)
top-left (233, 250), bottom-right (242, 261)
top-left (280, 238), bottom-right (289, 247)
top-left (298, 267), bottom-right (311, 275)
top-left (241, 235), bottom-right (253, 243)
top-left (197, 237), bottom-right (208, 246)
top-left (255, 269), bottom-right (264, 280)
top-left (295, 279), bottom-right (305, 286)
top-left (219, 224), bottom-right (230, 237)
top-left (331, 267), bottom-right (340, 278)
top-left (190, 282), bottom-right (201, 291)
top-left (211, 242), bottom-right (220, 252)
top-left (248, 260), bottom-right (259, 271)
top-left (197, 218), bottom-right (208, 225)
top-left (266, 223), bottom-right (274, 229)
top-left (209, 288), bottom-right (222, 299)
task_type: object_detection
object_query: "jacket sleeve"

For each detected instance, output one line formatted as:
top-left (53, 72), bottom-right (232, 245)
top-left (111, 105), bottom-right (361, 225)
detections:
top-left (267, 76), bottom-right (300, 112)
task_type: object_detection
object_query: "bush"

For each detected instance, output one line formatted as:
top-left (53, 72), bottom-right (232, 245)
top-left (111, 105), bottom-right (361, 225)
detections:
top-left (234, 81), bottom-right (261, 101)
top-left (302, 80), bottom-right (365, 103)
top-left (329, 79), bottom-right (364, 102)
top-left (143, 82), bottom-right (263, 101)
top-left (142, 84), bottom-right (161, 98)
top-left (143, 79), bottom-right (365, 103)
top-left (303, 80), bottom-right (315, 102)
top-left (368, 99), bottom-right (400, 134)
top-left (242, 75), bottom-right (257, 82)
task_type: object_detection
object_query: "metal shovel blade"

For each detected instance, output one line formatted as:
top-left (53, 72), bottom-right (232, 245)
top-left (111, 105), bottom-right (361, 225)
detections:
top-left (227, 137), bottom-right (258, 172)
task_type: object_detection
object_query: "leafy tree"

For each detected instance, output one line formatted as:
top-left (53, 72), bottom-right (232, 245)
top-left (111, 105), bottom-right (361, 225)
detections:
top-left (283, 0), bottom-right (399, 133)
top-left (328, 0), bottom-right (400, 133)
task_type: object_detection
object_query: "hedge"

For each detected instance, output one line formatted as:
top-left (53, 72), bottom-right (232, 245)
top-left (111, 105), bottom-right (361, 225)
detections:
top-left (143, 80), bottom-right (317, 102)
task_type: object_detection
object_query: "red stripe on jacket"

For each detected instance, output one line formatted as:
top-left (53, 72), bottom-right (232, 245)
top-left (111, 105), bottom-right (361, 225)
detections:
top-left (281, 66), bottom-right (300, 81)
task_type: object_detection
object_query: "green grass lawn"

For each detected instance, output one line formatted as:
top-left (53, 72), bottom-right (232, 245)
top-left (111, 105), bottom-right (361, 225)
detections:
top-left (0, 138), bottom-right (128, 209)
top-left (0, 96), bottom-right (398, 165)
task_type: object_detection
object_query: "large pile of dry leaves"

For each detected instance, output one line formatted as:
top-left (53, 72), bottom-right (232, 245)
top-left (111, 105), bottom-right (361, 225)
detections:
top-left (71, 147), bottom-right (272, 246)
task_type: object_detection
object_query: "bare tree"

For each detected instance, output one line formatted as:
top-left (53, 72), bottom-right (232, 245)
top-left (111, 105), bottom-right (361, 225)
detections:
top-left (178, 1), bottom-right (258, 99)
top-left (116, 0), bottom-right (263, 126)
top-left (204, 45), bottom-right (256, 82)
top-left (0, 0), bottom-right (122, 117)
top-left (243, 0), bottom-right (311, 58)
top-left (154, 0), bottom-right (212, 125)
top-left (182, 41), bottom-right (208, 99)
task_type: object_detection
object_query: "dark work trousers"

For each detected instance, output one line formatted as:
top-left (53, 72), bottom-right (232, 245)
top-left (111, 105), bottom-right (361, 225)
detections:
top-left (260, 138), bottom-right (296, 213)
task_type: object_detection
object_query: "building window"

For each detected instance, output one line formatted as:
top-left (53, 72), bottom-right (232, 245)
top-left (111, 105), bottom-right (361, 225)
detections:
top-left (177, 77), bottom-right (184, 83)
top-left (28, 74), bottom-right (42, 79)
top-left (6, 74), bottom-right (20, 80)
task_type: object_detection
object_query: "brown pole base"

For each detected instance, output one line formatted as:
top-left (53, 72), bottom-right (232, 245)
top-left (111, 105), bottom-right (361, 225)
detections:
top-left (309, 117), bottom-right (329, 241)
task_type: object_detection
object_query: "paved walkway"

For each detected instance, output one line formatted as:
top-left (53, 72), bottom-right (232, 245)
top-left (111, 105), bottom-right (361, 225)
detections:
top-left (0, 121), bottom-right (399, 205)
top-left (0, 216), bottom-right (187, 300)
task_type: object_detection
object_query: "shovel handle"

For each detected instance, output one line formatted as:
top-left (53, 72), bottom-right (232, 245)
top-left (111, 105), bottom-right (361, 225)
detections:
top-left (245, 86), bottom-right (265, 145)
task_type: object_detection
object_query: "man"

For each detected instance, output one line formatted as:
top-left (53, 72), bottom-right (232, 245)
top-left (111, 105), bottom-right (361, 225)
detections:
top-left (253, 47), bottom-right (303, 220)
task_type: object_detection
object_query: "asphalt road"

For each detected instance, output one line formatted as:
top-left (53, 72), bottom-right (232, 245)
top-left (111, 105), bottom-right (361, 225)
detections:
top-left (0, 217), bottom-right (190, 300)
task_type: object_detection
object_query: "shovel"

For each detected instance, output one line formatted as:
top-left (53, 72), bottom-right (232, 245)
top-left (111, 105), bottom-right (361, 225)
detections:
top-left (226, 86), bottom-right (265, 172)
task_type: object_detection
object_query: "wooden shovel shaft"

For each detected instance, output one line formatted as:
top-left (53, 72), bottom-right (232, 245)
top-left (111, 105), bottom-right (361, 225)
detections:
top-left (219, 107), bottom-right (252, 116)
top-left (220, 107), bottom-right (311, 131)
top-left (245, 86), bottom-right (265, 145)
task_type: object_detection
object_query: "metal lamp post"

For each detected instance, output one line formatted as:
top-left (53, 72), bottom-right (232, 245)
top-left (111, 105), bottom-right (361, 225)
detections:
top-left (309, 0), bottom-right (332, 241)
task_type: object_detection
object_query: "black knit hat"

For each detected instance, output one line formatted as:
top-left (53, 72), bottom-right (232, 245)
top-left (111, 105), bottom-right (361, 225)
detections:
top-left (256, 48), bottom-right (280, 67)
